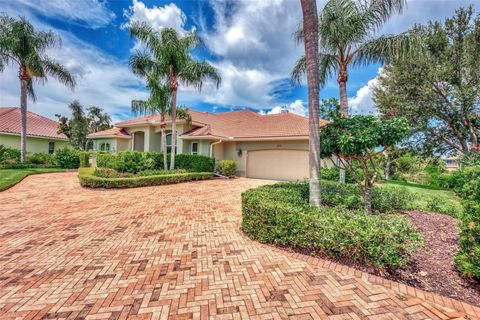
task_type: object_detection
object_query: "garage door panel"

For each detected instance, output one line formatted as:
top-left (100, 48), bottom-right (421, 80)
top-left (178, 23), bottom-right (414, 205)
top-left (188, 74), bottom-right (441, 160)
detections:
top-left (247, 149), bottom-right (308, 181)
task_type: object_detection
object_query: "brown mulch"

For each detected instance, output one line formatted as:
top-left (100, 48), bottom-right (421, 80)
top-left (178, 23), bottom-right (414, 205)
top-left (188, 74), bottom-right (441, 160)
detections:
top-left (277, 210), bottom-right (480, 306)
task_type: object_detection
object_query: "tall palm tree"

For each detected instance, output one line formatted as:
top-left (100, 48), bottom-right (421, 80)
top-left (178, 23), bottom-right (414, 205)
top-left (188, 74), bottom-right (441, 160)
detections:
top-left (0, 15), bottom-right (76, 162)
top-left (129, 23), bottom-right (221, 169)
top-left (292, 0), bottom-right (415, 182)
top-left (300, 0), bottom-right (322, 207)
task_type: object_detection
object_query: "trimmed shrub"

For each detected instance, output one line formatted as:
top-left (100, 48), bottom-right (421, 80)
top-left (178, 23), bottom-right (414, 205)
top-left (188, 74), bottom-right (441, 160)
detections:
top-left (26, 152), bottom-right (57, 165)
top-left (79, 151), bottom-right (92, 167)
top-left (0, 145), bottom-right (21, 164)
top-left (424, 195), bottom-right (463, 217)
top-left (218, 160), bottom-right (236, 177)
top-left (0, 162), bottom-right (58, 169)
top-left (93, 167), bottom-right (120, 178)
top-left (242, 183), bottom-right (422, 269)
top-left (79, 170), bottom-right (213, 189)
top-left (96, 152), bottom-right (117, 168)
top-left (299, 180), bottom-right (412, 212)
top-left (175, 154), bottom-right (215, 172)
top-left (321, 167), bottom-right (356, 183)
top-left (455, 165), bottom-right (480, 279)
top-left (55, 148), bottom-right (80, 169)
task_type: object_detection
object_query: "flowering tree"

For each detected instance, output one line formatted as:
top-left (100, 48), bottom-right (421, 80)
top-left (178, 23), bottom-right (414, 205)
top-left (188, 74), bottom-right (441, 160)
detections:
top-left (320, 115), bottom-right (409, 214)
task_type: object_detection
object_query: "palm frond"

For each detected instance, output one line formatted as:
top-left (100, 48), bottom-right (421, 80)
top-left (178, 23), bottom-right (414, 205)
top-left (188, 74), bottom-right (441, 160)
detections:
top-left (131, 99), bottom-right (154, 116)
top-left (361, 0), bottom-right (406, 31)
top-left (181, 59), bottom-right (221, 90)
top-left (129, 50), bottom-right (155, 77)
top-left (41, 57), bottom-right (76, 89)
top-left (291, 53), bottom-right (338, 86)
top-left (176, 106), bottom-right (192, 124)
top-left (352, 31), bottom-right (422, 67)
top-left (26, 78), bottom-right (36, 101)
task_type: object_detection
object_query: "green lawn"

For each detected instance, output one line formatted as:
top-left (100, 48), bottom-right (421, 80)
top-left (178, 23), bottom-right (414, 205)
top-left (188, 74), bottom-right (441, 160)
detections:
top-left (0, 168), bottom-right (66, 191)
top-left (385, 180), bottom-right (463, 217)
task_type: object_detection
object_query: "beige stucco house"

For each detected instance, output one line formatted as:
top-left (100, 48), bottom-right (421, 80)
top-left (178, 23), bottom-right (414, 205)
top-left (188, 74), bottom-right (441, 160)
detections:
top-left (0, 107), bottom-right (69, 154)
top-left (88, 109), bottom-right (332, 180)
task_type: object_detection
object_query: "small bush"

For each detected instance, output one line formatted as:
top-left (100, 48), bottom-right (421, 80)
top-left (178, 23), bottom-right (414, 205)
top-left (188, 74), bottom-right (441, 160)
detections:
top-left (424, 195), bottom-right (463, 217)
top-left (55, 148), bottom-right (80, 169)
top-left (0, 145), bottom-right (21, 164)
top-left (175, 154), bottom-right (215, 172)
top-left (96, 152), bottom-right (117, 168)
top-left (0, 162), bottom-right (58, 169)
top-left (93, 167), bottom-right (120, 178)
top-left (218, 160), bottom-right (236, 177)
top-left (79, 170), bottom-right (213, 188)
top-left (242, 183), bottom-right (421, 269)
top-left (26, 152), bottom-right (57, 165)
top-left (79, 151), bottom-right (92, 167)
top-left (455, 165), bottom-right (480, 279)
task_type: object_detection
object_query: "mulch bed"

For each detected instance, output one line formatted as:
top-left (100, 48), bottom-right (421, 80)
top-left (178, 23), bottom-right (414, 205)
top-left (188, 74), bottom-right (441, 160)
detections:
top-left (277, 210), bottom-right (480, 306)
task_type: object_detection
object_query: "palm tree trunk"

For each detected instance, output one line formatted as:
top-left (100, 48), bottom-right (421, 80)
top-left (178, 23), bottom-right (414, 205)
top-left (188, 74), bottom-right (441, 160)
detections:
top-left (170, 78), bottom-right (178, 170)
top-left (20, 68), bottom-right (28, 163)
top-left (338, 65), bottom-right (348, 184)
top-left (160, 116), bottom-right (168, 170)
top-left (301, 0), bottom-right (321, 207)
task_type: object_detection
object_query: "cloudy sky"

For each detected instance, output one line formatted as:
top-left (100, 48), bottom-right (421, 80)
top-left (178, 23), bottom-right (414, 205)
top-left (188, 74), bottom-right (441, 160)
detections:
top-left (0, 0), bottom-right (478, 122)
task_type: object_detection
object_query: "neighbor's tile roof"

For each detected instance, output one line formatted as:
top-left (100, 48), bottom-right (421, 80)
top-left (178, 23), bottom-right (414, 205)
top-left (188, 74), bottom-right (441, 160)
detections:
top-left (0, 107), bottom-right (68, 140)
top-left (109, 109), bottom-right (326, 140)
top-left (87, 127), bottom-right (131, 138)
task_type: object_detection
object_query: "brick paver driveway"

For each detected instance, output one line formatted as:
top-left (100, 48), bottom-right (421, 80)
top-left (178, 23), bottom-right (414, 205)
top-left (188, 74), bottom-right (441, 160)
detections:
top-left (0, 173), bottom-right (478, 319)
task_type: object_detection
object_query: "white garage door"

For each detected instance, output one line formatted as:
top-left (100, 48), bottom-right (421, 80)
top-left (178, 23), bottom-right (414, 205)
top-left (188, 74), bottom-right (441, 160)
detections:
top-left (247, 149), bottom-right (309, 181)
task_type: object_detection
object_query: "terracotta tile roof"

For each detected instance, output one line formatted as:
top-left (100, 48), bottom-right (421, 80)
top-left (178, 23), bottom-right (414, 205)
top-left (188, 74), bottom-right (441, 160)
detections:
top-left (87, 127), bottom-right (131, 138)
top-left (0, 107), bottom-right (68, 140)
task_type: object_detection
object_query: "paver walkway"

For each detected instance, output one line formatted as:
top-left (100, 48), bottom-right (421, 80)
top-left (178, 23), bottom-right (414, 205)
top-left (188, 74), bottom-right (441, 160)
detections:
top-left (0, 173), bottom-right (478, 320)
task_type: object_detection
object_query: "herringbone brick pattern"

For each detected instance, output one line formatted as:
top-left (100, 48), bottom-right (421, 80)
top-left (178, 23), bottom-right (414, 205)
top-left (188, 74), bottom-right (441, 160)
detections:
top-left (0, 173), bottom-right (478, 319)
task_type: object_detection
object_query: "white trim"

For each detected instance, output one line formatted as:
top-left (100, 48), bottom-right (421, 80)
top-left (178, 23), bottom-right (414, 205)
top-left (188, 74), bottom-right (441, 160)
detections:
top-left (88, 135), bottom-right (131, 139)
top-left (180, 135), bottom-right (308, 141)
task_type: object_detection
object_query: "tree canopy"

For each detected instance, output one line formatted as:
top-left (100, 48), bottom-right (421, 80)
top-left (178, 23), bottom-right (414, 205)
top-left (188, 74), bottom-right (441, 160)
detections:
top-left (374, 6), bottom-right (480, 157)
top-left (56, 101), bottom-right (112, 150)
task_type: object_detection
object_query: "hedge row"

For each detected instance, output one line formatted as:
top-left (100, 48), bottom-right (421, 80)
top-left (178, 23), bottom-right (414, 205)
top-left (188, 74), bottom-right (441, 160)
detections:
top-left (96, 151), bottom-right (215, 173)
top-left (241, 183), bottom-right (421, 269)
top-left (78, 168), bottom-right (213, 189)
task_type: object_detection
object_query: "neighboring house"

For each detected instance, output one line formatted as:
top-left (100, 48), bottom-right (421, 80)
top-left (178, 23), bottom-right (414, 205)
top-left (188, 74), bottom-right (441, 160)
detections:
top-left (88, 109), bottom-right (333, 180)
top-left (0, 107), bottom-right (68, 154)
top-left (442, 156), bottom-right (460, 171)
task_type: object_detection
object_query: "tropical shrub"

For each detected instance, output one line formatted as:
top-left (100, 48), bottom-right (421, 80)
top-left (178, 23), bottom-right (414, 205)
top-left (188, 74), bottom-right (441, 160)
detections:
top-left (320, 115), bottom-right (410, 214)
top-left (96, 152), bottom-right (116, 168)
top-left (55, 148), bottom-right (80, 169)
top-left (136, 169), bottom-right (187, 176)
top-left (424, 195), bottom-right (463, 217)
top-left (175, 154), bottom-right (215, 172)
top-left (93, 167), bottom-right (120, 178)
top-left (321, 167), bottom-right (356, 183)
top-left (242, 183), bottom-right (422, 269)
top-left (218, 160), bottom-right (236, 177)
top-left (79, 151), bottom-right (92, 167)
top-left (455, 165), bottom-right (480, 279)
top-left (27, 152), bottom-right (56, 165)
top-left (0, 145), bottom-right (21, 164)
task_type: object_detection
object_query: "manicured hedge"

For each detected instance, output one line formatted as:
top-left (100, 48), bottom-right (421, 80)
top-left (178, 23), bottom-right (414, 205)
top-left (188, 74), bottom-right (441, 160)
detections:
top-left (218, 160), bottom-right (236, 177)
top-left (242, 182), bottom-right (421, 269)
top-left (79, 151), bottom-right (92, 168)
top-left (78, 167), bottom-right (213, 189)
top-left (298, 180), bottom-right (413, 212)
top-left (0, 163), bottom-right (59, 169)
top-left (95, 151), bottom-right (215, 173)
top-left (55, 148), bottom-right (80, 169)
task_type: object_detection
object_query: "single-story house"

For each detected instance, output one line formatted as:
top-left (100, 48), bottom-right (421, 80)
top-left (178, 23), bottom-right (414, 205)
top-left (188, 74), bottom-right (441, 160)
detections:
top-left (0, 107), bottom-right (69, 154)
top-left (88, 109), bottom-right (333, 180)
top-left (442, 156), bottom-right (460, 171)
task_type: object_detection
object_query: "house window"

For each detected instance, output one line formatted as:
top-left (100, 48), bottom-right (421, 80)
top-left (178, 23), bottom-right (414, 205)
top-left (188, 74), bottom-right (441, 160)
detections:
top-left (165, 133), bottom-right (176, 153)
top-left (191, 142), bottom-right (198, 155)
top-left (48, 142), bottom-right (55, 154)
top-left (100, 142), bottom-right (111, 152)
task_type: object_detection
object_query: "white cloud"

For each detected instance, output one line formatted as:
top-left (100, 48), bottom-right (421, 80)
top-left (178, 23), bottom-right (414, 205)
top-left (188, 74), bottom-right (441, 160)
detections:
top-left (1, 0), bottom-right (115, 29)
top-left (123, 1), bottom-right (189, 34)
top-left (348, 68), bottom-right (383, 115)
top-left (261, 100), bottom-right (307, 116)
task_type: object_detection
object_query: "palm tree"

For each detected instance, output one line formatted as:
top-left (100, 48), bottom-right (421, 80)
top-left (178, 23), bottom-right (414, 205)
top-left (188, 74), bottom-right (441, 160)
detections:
top-left (129, 23), bottom-right (221, 169)
top-left (300, 0), bottom-right (322, 207)
top-left (0, 15), bottom-right (76, 162)
top-left (292, 0), bottom-right (415, 182)
top-left (130, 74), bottom-right (191, 169)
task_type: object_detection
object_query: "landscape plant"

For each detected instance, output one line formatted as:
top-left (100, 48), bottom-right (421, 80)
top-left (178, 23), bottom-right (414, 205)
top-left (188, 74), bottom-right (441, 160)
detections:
top-left (128, 23), bottom-right (221, 170)
top-left (218, 160), bottom-right (236, 177)
top-left (0, 14), bottom-right (75, 161)
top-left (320, 114), bottom-right (410, 214)
top-left (374, 7), bottom-right (480, 157)
top-left (54, 148), bottom-right (80, 169)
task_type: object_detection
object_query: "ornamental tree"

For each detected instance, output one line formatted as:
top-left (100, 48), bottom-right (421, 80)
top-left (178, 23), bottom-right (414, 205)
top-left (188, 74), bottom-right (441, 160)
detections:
top-left (320, 115), bottom-right (409, 214)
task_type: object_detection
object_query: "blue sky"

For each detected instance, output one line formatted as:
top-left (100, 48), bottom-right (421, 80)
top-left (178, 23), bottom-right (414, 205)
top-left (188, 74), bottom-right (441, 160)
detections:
top-left (0, 0), bottom-right (478, 122)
